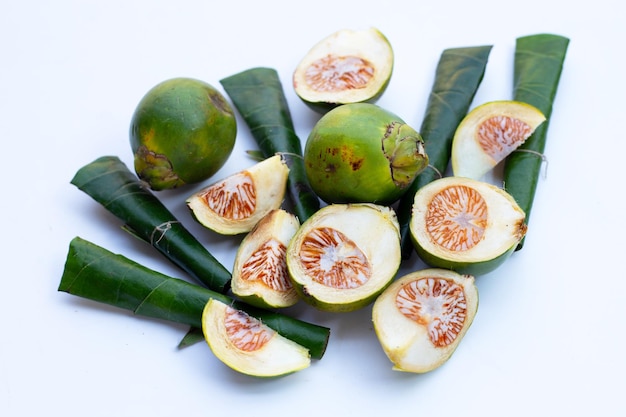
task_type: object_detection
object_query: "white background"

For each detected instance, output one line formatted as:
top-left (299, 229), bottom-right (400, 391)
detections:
top-left (2, 1), bottom-right (624, 416)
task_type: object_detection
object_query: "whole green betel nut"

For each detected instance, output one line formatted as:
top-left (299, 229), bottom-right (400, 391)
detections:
top-left (129, 77), bottom-right (237, 191)
top-left (303, 103), bottom-right (428, 205)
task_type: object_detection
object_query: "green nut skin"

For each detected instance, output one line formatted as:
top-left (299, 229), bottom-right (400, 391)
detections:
top-left (412, 238), bottom-right (518, 277)
top-left (130, 77), bottom-right (237, 191)
top-left (303, 103), bottom-right (428, 205)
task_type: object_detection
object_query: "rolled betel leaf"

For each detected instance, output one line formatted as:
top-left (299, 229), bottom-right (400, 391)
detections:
top-left (396, 45), bottom-right (493, 258)
top-left (70, 156), bottom-right (232, 293)
top-left (59, 237), bottom-right (331, 360)
top-left (503, 34), bottom-right (569, 250)
top-left (220, 67), bottom-right (321, 223)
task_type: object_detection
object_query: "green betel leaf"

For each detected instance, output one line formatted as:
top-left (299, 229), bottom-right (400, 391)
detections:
top-left (396, 45), bottom-right (493, 258)
top-left (178, 328), bottom-right (205, 349)
top-left (58, 237), bottom-right (227, 327)
top-left (503, 34), bottom-right (570, 250)
top-left (220, 68), bottom-right (321, 223)
top-left (70, 156), bottom-right (232, 293)
top-left (59, 237), bottom-right (331, 360)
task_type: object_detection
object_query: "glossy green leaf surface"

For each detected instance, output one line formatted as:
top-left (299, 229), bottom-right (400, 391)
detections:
top-left (71, 156), bottom-right (232, 293)
top-left (220, 67), bottom-right (320, 223)
top-left (503, 34), bottom-right (569, 250)
top-left (397, 45), bottom-right (492, 258)
top-left (59, 237), bottom-right (331, 360)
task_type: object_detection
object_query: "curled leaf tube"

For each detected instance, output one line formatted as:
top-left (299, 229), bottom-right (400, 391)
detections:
top-left (503, 33), bottom-right (569, 250)
top-left (70, 156), bottom-right (232, 293)
top-left (396, 45), bottom-right (492, 258)
top-left (220, 67), bottom-right (321, 223)
top-left (58, 236), bottom-right (330, 360)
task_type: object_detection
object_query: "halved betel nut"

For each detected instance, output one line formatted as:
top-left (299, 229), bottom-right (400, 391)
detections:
top-left (451, 100), bottom-right (546, 180)
top-left (231, 209), bottom-right (300, 309)
top-left (409, 176), bottom-right (527, 276)
top-left (286, 203), bottom-right (401, 312)
top-left (186, 154), bottom-right (289, 235)
top-left (372, 268), bottom-right (479, 373)
top-left (201, 298), bottom-right (311, 377)
top-left (293, 27), bottom-right (394, 113)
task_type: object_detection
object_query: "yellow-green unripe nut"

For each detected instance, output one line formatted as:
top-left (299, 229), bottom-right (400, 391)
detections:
top-left (303, 103), bottom-right (428, 205)
top-left (129, 77), bottom-right (237, 191)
